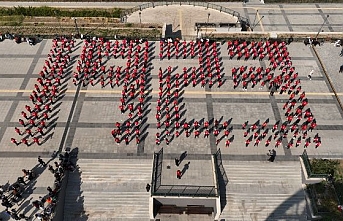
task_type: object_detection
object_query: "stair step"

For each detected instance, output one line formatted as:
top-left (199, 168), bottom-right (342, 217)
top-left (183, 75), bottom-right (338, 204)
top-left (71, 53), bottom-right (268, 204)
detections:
top-left (64, 159), bottom-right (152, 220)
top-left (220, 161), bottom-right (304, 220)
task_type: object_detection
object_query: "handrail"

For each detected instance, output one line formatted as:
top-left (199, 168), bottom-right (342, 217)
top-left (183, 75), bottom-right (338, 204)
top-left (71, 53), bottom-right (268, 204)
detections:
top-left (212, 153), bottom-right (220, 198)
top-left (301, 149), bottom-right (328, 178)
top-left (152, 184), bottom-right (217, 197)
top-left (151, 148), bottom-right (163, 192)
top-left (150, 148), bottom-right (217, 198)
top-left (120, 2), bottom-right (249, 26)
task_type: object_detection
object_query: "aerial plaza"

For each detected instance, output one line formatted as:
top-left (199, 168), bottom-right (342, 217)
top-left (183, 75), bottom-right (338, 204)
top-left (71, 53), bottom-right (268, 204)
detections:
top-left (0, 1), bottom-right (343, 221)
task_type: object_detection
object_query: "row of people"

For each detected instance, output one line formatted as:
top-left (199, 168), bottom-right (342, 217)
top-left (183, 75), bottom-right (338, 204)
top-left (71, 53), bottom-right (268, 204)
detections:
top-left (12, 37), bottom-right (73, 146)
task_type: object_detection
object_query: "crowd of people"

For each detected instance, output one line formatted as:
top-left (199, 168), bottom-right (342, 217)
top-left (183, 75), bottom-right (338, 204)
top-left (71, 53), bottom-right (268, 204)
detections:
top-left (0, 153), bottom-right (75, 220)
top-left (9, 37), bottom-right (322, 150)
top-left (72, 38), bottom-right (152, 145)
top-left (73, 38), bottom-right (150, 87)
top-left (229, 40), bottom-right (292, 90)
top-left (160, 39), bottom-right (224, 88)
top-left (226, 39), bottom-right (321, 148)
top-left (11, 37), bottom-right (74, 146)
top-left (153, 39), bottom-right (321, 148)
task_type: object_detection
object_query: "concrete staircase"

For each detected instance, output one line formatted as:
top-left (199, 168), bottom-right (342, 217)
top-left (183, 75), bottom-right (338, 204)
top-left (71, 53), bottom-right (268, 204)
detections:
top-left (219, 161), bottom-right (306, 221)
top-left (64, 159), bottom-right (152, 221)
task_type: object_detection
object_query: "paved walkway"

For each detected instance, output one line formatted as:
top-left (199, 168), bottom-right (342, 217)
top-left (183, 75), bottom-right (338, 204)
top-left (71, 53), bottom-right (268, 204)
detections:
top-left (0, 2), bottom-right (342, 220)
top-left (0, 1), bottom-right (342, 34)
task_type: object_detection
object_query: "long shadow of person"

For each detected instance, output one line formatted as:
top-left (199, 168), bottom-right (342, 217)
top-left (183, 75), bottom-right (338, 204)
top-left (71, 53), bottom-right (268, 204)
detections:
top-left (181, 162), bottom-right (190, 178)
top-left (179, 151), bottom-right (187, 165)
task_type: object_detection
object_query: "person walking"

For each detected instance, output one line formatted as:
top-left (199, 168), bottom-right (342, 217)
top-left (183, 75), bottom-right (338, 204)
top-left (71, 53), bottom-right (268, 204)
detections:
top-left (145, 183), bottom-right (151, 192)
top-left (267, 149), bottom-right (276, 162)
top-left (175, 158), bottom-right (180, 166)
top-left (176, 170), bottom-right (182, 179)
top-left (308, 70), bottom-right (314, 80)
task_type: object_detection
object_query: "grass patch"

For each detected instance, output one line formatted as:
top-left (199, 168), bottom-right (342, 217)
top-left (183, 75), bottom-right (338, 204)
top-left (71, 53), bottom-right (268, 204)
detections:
top-left (310, 159), bottom-right (342, 180)
top-left (0, 6), bottom-right (122, 18)
top-left (307, 159), bottom-right (343, 220)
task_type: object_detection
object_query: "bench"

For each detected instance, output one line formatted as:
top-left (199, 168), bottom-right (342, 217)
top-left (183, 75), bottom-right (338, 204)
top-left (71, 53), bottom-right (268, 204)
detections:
top-left (158, 205), bottom-right (183, 214)
top-left (185, 207), bottom-right (213, 215)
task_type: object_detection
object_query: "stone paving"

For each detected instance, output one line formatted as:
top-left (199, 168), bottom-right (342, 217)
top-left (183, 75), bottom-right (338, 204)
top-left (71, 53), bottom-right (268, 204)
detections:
top-left (0, 2), bottom-right (342, 221)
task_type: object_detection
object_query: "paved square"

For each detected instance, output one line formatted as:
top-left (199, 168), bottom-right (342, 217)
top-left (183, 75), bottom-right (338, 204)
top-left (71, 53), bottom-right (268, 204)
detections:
top-left (0, 1), bottom-right (343, 221)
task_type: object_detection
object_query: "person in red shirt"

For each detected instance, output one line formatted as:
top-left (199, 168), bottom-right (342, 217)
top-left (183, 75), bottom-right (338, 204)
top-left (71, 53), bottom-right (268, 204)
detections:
top-left (225, 139), bottom-right (231, 147)
top-left (14, 127), bottom-right (21, 135)
top-left (204, 121), bottom-right (209, 129)
top-left (301, 124), bottom-right (307, 132)
top-left (242, 121), bottom-right (248, 130)
top-left (272, 138), bottom-right (280, 148)
top-left (11, 138), bottom-right (19, 146)
top-left (204, 129), bottom-right (210, 138)
top-left (251, 123), bottom-right (258, 131)
top-left (194, 130), bottom-right (200, 138)
top-left (309, 121), bottom-right (317, 132)
top-left (33, 137), bottom-right (40, 145)
top-left (304, 139), bottom-right (310, 148)
top-left (287, 140), bottom-right (294, 149)
top-left (177, 170), bottom-right (182, 179)
top-left (21, 138), bottom-right (28, 146)
top-left (254, 138), bottom-right (260, 146)
top-left (315, 140), bottom-right (321, 148)
top-left (265, 137), bottom-right (271, 147)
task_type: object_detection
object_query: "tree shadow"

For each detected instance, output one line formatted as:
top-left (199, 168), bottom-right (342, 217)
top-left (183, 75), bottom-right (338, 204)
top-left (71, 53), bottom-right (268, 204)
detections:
top-left (265, 189), bottom-right (306, 220)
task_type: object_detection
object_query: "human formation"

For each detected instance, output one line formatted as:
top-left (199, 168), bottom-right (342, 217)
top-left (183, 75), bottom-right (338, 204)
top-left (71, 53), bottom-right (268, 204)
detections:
top-left (11, 37), bottom-right (74, 146)
top-left (4, 37), bottom-right (323, 220)
top-left (159, 39), bottom-right (224, 88)
top-left (227, 39), bottom-right (321, 148)
top-left (73, 38), bottom-right (152, 145)
top-left (9, 38), bottom-right (321, 150)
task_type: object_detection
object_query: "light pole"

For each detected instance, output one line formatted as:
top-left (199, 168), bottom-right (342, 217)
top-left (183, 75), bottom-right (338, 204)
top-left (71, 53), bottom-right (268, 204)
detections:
top-left (196, 24), bottom-right (200, 38)
top-left (252, 15), bottom-right (264, 31)
top-left (72, 17), bottom-right (80, 37)
top-left (206, 13), bottom-right (210, 36)
top-left (139, 12), bottom-right (142, 27)
top-left (252, 10), bottom-right (258, 28)
top-left (316, 14), bottom-right (329, 39)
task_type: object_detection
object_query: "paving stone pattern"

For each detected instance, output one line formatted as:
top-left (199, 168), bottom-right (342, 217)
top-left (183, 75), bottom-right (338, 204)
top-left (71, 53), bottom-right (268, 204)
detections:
top-left (0, 23), bottom-right (342, 221)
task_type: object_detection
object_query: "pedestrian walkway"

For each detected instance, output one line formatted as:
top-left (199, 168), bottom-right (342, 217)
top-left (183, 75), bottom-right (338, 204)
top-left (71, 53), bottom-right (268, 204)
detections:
top-left (220, 160), bottom-right (306, 220)
top-left (64, 159), bottom-right (152, 220)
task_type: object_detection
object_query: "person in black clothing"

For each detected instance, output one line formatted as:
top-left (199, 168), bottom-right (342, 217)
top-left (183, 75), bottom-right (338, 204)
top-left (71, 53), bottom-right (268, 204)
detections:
top-left (17, 177), bottom-right (26, 185)
top-left (10, 209), bottom-right (21, 220)
top-left (174, 158), bottom-right (180, 166)
top-left (145, 184), bottom-right (150, 192)
top-left (267, 149), bottom-right (276, 162)
top-left (38, 156), bottom-right (46, 167)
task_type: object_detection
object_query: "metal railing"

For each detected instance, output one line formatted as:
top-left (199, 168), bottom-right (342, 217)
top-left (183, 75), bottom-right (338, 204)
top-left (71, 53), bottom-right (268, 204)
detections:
top-left (120, 2), bottom-right (249, 26)
top-left (214, 149), bottom-right (229, 186)
top-left (306, 185), bottom-right (323, 214)
top-left (301, 149), bottom-right (328, 178)
top-left (153, 185), bottom-right (217, 197)
top-left (150, 148), bottom-right (218, 198)
top-left (307, 182), bottom-right (340, 215)
top-left (151, 148), bottom-right (163, 192)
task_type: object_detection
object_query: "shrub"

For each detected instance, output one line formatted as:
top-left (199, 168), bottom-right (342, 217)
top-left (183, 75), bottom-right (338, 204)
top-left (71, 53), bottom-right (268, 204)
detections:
top-left (310, 159), bottom-right (339, 176)
top-left (0, 6), bottom-right (122, 18)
